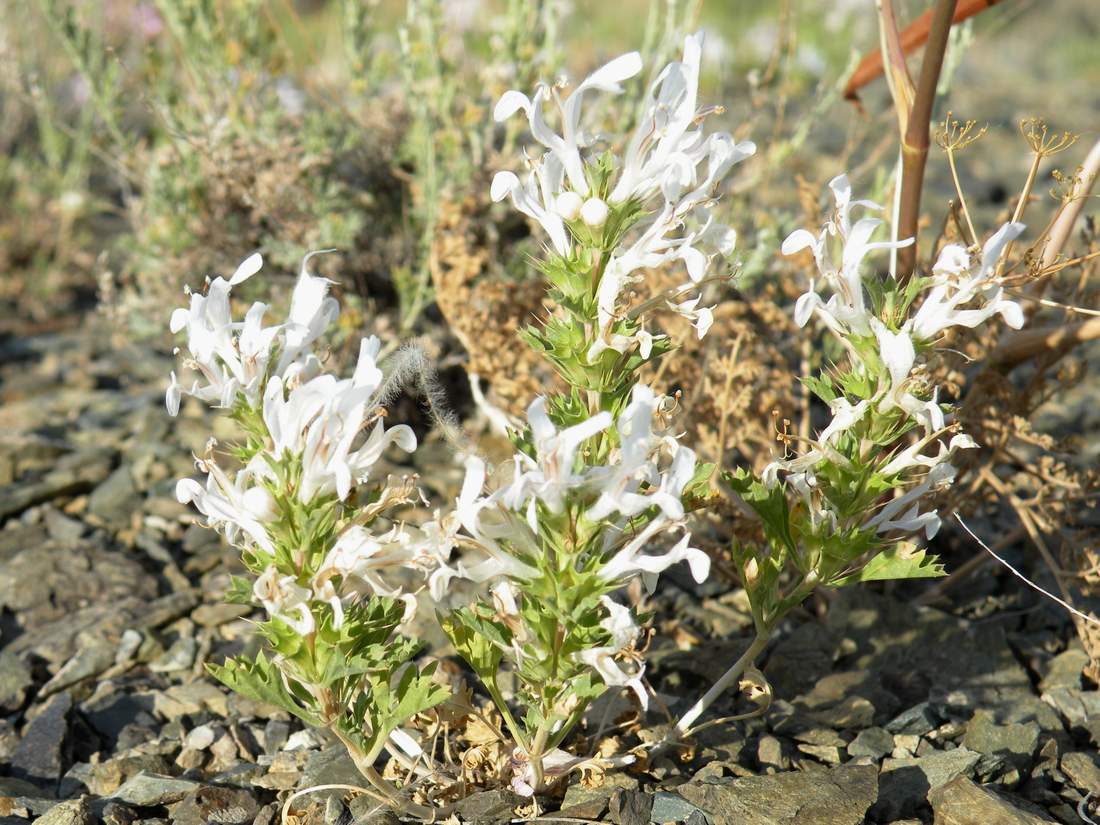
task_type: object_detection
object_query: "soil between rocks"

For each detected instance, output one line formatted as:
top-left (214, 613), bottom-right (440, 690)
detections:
top-left (1, 319), bottom-right (1098, 825)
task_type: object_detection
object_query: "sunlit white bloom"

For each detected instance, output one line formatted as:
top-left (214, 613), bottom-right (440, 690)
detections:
top-left (880, 432), bottom-right (978, 477)
top-left (668, 294), bottom-right (715, 339)
top-left (315, 523), bottom-right (441, 620)
top-left (428, 456), bottom-right (541, 599)
top-left (253, 566), bottom-right (314, 635)
top-left (276, 253), bottom-right (340, 375)
top-left (577, 595), bottom-right (649, 707)
top-left (175, 453), bottom-right (275, 554)
top-left (783, 174), bottom-right (913, 339)
top-left (167, 252), bottom-right (342, 416)
top-left (494, 51), bottom-right (644, 196)
top-left (261, 338), bottom-right (417, 504)
top-left (491, 155), bottom-right (570, 255)
top-left (907, 222), bottom-right (1026, 341)
top-left (504, 397), bottom-right (613, 514)
top-left (599, 523), bottom-right (709, 593)
top-left (818, 398), bottom-right (869, 445)
top-left (492, 33), bottom-right (753, 357)
top-left (864, 462), bottom-right (958, 540)
top-left (580, 197), bottom-right (609, 227)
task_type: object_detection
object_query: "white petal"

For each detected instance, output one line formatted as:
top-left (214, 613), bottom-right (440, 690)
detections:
top-left (229, 252), bottom-right (263, 285)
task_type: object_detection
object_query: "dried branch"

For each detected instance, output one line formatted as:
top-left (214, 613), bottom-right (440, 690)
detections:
top-left (846, 0), bottom-right (1004, 101)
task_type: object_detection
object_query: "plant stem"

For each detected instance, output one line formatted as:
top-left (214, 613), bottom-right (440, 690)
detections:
top-left (330, 725), bottom-right (453, 820)
top-left (528, 723), bottom-right (551, 790)
top-left (945, 147), bottom-right (979, 248)
top-left (896, 0), bottom-right (959, 283)
top-left (672, 631), bottom-right (770, 737)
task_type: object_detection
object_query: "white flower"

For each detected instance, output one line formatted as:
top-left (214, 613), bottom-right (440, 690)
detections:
top-left (253, 567), bottom-right (314, 635)
top-left (908, 222), bottom-right (1026, 341)
top-left (580, 197), bottom-right (609, 227)
top-left (261, 338), bottom-right (416, 504)
top-left (494, 51), bottom-right (644, 197)
top-left (491, 155), bottom-right (570, 256)
top-left (427, 456), bottom-right (541, 598)
top-left (783, 174), bottom-right (913, 339)
top-left (167, 252), bottom-right (342, 416)
top-left (575, 597), bottom-right (648, 708)
top-left (175, 454), bottom-right (276, 554)
top-left (315, 523), bottom-right (440, 620)
top-left (507, 397), bottom-right (612, 514)
top-left (864, 462), bottom-right (958, 540)
top-left (599, 524), bottom-right (709, 593)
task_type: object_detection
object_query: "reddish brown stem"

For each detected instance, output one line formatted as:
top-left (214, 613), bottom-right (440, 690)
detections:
top-left (846, 0), bottom-right (1004, 101)
top-left (896, 0), bottom-right (959, 283)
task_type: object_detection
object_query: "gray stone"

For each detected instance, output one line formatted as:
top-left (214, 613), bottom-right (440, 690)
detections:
top-left (1060, 751), bottom-right (1100, 791)
top-left (677, 763), bottom-right (877, 825)
top-left (346, 798), bottom-right (399, 825)
top-left (929, 776), bottom-right (1057, 824)
top-left (0, 448), bottom-right (114, 521)
top-left (43, 507), bottom-right (87, 543)
top-left (297, 746), bottom-right (363, 803)
top-left (847, 727), bottom-right (893, 760)
top-left (887, 703), bottom-right (941, 736)
top-left (39, 643), bottom-right (116, 697)
top-left (323, 796), bottom-right (350, 825)
top-left (453, 789), bottom-right (522, 824)
top-left (110, 773), bottom-right (199, 807)
top-left (11, 691), bottom-right (71, 790)
top-left (34, 797), bottom-right (92, 825)
top-left (560, 773), bottom-right (638, 818)
top-left (873, 747), bottom-right (981, 821)
top-left (1038, 648), bottom-right (1089, 692)
top-left (609, 789), bottom-right (653, 825)
top-left (961, 711), bottom-right (1040, 776)
top-left (756, 735), bottom-right (786, 770)
top-left (170, 785), bottom-right (260, 825)
top-left (649, 792), bottom-right (711, 825)
top-left (0, 777), bottom-right (44, 797)
top-left (88, 465), bottom-right (139, 525)
top-left (0, 651), bottom-right (34, 711)
top-left (148, 636), bottom-right (197, 673)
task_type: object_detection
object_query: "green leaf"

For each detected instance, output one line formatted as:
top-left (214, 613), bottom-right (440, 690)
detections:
top-left (207, 652), bottom-right (321, 726)
top-left (441, 608), bottom-right (505, 679)
top-left (722, 467), bottom-right (797, 556)
top-left (835, 543), bottom-right (946, 585)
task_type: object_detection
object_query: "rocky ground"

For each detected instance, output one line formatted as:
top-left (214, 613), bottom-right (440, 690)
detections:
top-left (1, 318), bottom-right (1099, 825)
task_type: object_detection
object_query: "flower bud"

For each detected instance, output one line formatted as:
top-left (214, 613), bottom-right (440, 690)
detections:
top-left (580, 197), bottom-right (609, 227)
top-left (242, 486), bottom-right (279, 522)
top-left (744, 557), bottom-right (760, 586)
top-left (555, 191), bottom-right (584, 221)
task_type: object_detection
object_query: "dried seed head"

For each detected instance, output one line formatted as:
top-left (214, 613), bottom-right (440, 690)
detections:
top-left (1020, 117), bottom-right (1079, 158)
top-left (936, 112), bottom-right (987, 152)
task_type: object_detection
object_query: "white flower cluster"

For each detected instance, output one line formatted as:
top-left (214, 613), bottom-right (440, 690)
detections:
top-left (434, 384), bottom-right (709, 706)
top-left (770, 175), bottom-right (1027, 541)
top-left (491, 32), bottom-right (756, 356)
top-left (169, 255), bottom-right (446, 631)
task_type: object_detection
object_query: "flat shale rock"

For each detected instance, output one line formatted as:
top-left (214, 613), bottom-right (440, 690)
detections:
top-left (170, 785), bottom-right (261, 825)
top-left (109, 773), bottom-right (198, 807)
top-left (929, 776), bottom-right (1057, 824)
top-left (872, 747), bottom-right (981, 821)
top-left (34, 797), bottom-right (93, 825)
top-left (677, 763), bottom-right (877, 825)
top-left (1060, 751), bottom-right (1100, 791)
top-left (0, 650), bottom-right (34, 711)
top-left (453, 789), bottom-right (523, 824)
top-left (10, 692), bottom-right (72, 791)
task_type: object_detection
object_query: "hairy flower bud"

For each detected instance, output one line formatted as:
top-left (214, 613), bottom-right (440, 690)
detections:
top-left (555, 191), bottom-right (584, 221)
top-left (580, 197), bottom-right (609, 227)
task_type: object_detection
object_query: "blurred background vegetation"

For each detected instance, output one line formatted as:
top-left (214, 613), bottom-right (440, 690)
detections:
top-left (0, 0), bottom-right (1095, 338)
